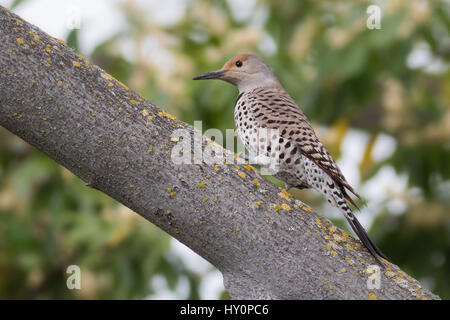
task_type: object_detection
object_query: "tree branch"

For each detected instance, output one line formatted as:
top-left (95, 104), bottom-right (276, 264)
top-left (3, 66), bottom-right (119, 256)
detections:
top-left (0, 6), bottom-right (439, 300)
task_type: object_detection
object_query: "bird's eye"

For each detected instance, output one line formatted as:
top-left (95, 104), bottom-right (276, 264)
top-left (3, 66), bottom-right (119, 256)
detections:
top-left (235, 60), bottom-right (243, 67)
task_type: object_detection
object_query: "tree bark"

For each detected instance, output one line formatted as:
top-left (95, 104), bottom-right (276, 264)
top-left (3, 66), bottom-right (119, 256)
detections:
top-left (0, 6), bottom-right (439, 300)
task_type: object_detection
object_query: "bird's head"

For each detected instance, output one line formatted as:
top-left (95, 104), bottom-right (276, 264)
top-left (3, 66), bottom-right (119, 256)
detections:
top-left (193, 54), bottom-right (280, 92)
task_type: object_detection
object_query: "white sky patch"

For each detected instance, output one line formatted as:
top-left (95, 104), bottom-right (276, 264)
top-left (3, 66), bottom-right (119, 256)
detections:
top-left (134, 0), bottom-right (188, 27)
top-left (337, 129), bottom-right (367, 187)
top-left (143, 35), bottom-right (177, 74)
top-left (149, 274), bottom-right (190, 299)
top-left (170, 239), bottom-right (225, 299)
top-left (407, 42), bottom-right (449, 75)
top-left (2, 0), bottom-right (125, 54)
top-left (360, 165), bottom-right (409, 219)
top-left (199, 270), bottom-right (225, 299)
top-left (372, 133), bottom-right (396, 162)
top-left (361, 166), bottom-right (408, 203)
top-left (226, 0), bottom-right (257, 22)
top-left (340, 165), bottom-right (408, 227)
top-left (149, 240), bottom-right (225, 299)
top-left (171, 239), bottom-right (215, 275)
top-left (259, 32), bottom-right (277, 56)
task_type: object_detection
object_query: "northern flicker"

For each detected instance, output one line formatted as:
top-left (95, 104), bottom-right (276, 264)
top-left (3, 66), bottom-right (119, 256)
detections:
top-left (193, 53), bottom-right (388, 264)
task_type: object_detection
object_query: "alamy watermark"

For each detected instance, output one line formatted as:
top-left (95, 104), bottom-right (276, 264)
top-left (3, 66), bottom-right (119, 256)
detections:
top-left (366, 264), bottom-right (381, 290)
top-left (367, 4), bottom-right (382, 30)
top-left (170, 121), bottom-right (283, 175)
top-left (66, 5), bottom-right (81, 30)
top-left (66, 265), bottom-right (81, 290)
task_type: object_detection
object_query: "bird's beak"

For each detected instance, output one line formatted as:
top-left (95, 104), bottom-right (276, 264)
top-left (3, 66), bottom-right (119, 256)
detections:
top-left (192, 69), bottom-right (227, 80)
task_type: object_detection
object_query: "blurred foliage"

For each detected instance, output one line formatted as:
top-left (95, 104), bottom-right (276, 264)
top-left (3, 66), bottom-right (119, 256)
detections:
top-left (0, 132), bottom-right (201, 299)
top-left (1, 0), bottom-right (449, 299)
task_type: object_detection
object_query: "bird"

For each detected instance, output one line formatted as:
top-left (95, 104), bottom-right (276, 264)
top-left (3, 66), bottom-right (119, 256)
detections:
top-left (193, 53), bottom-right (388, 264)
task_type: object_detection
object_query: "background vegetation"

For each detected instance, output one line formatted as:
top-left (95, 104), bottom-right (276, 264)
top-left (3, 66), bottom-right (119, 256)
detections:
top-left (0, 0), bottom-right (449, 299)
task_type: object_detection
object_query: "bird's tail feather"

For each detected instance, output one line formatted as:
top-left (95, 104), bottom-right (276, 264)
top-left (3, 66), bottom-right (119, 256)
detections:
top-left (345, 212), bottom-right (389, 264)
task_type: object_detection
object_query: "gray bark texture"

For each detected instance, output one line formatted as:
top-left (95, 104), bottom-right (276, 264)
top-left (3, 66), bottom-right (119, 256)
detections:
top-left (0, 6), bottom-right (440, 300)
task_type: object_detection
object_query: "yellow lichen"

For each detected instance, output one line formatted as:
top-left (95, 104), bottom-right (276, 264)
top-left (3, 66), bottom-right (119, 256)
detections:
top-left (279, 189), bottom-right (291, 200)
top-left (141, 109), bottom-right (149, 117)
top-left (368, 292), bottom-right (377, 300)
top-left (116, 80), bottom-right (129, 90)
top-left (16, 37), bottom-right (24, 44)
top-left (158, 111), bottom-right (176, 120)
top-left (72, 60), bottom-right (81, 67)
top-left (243, 164), bottom-right (255, 172)
top-left (148, 146), bottom-right (153, 153)
top-left (107, 82), bottom-right (114, 87)
top-left (199, 181), bottom-right (206, 188)
top-left (345, 243), bottom-right (354, 251)
top-left (237, 171), bottom-right (246, 179)
top-left (252, 179), bottom-right (260, 186)
top-left (338, 268), bottom-right (347, 274)
top-left (254, 201), bottom-right (262, 206)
